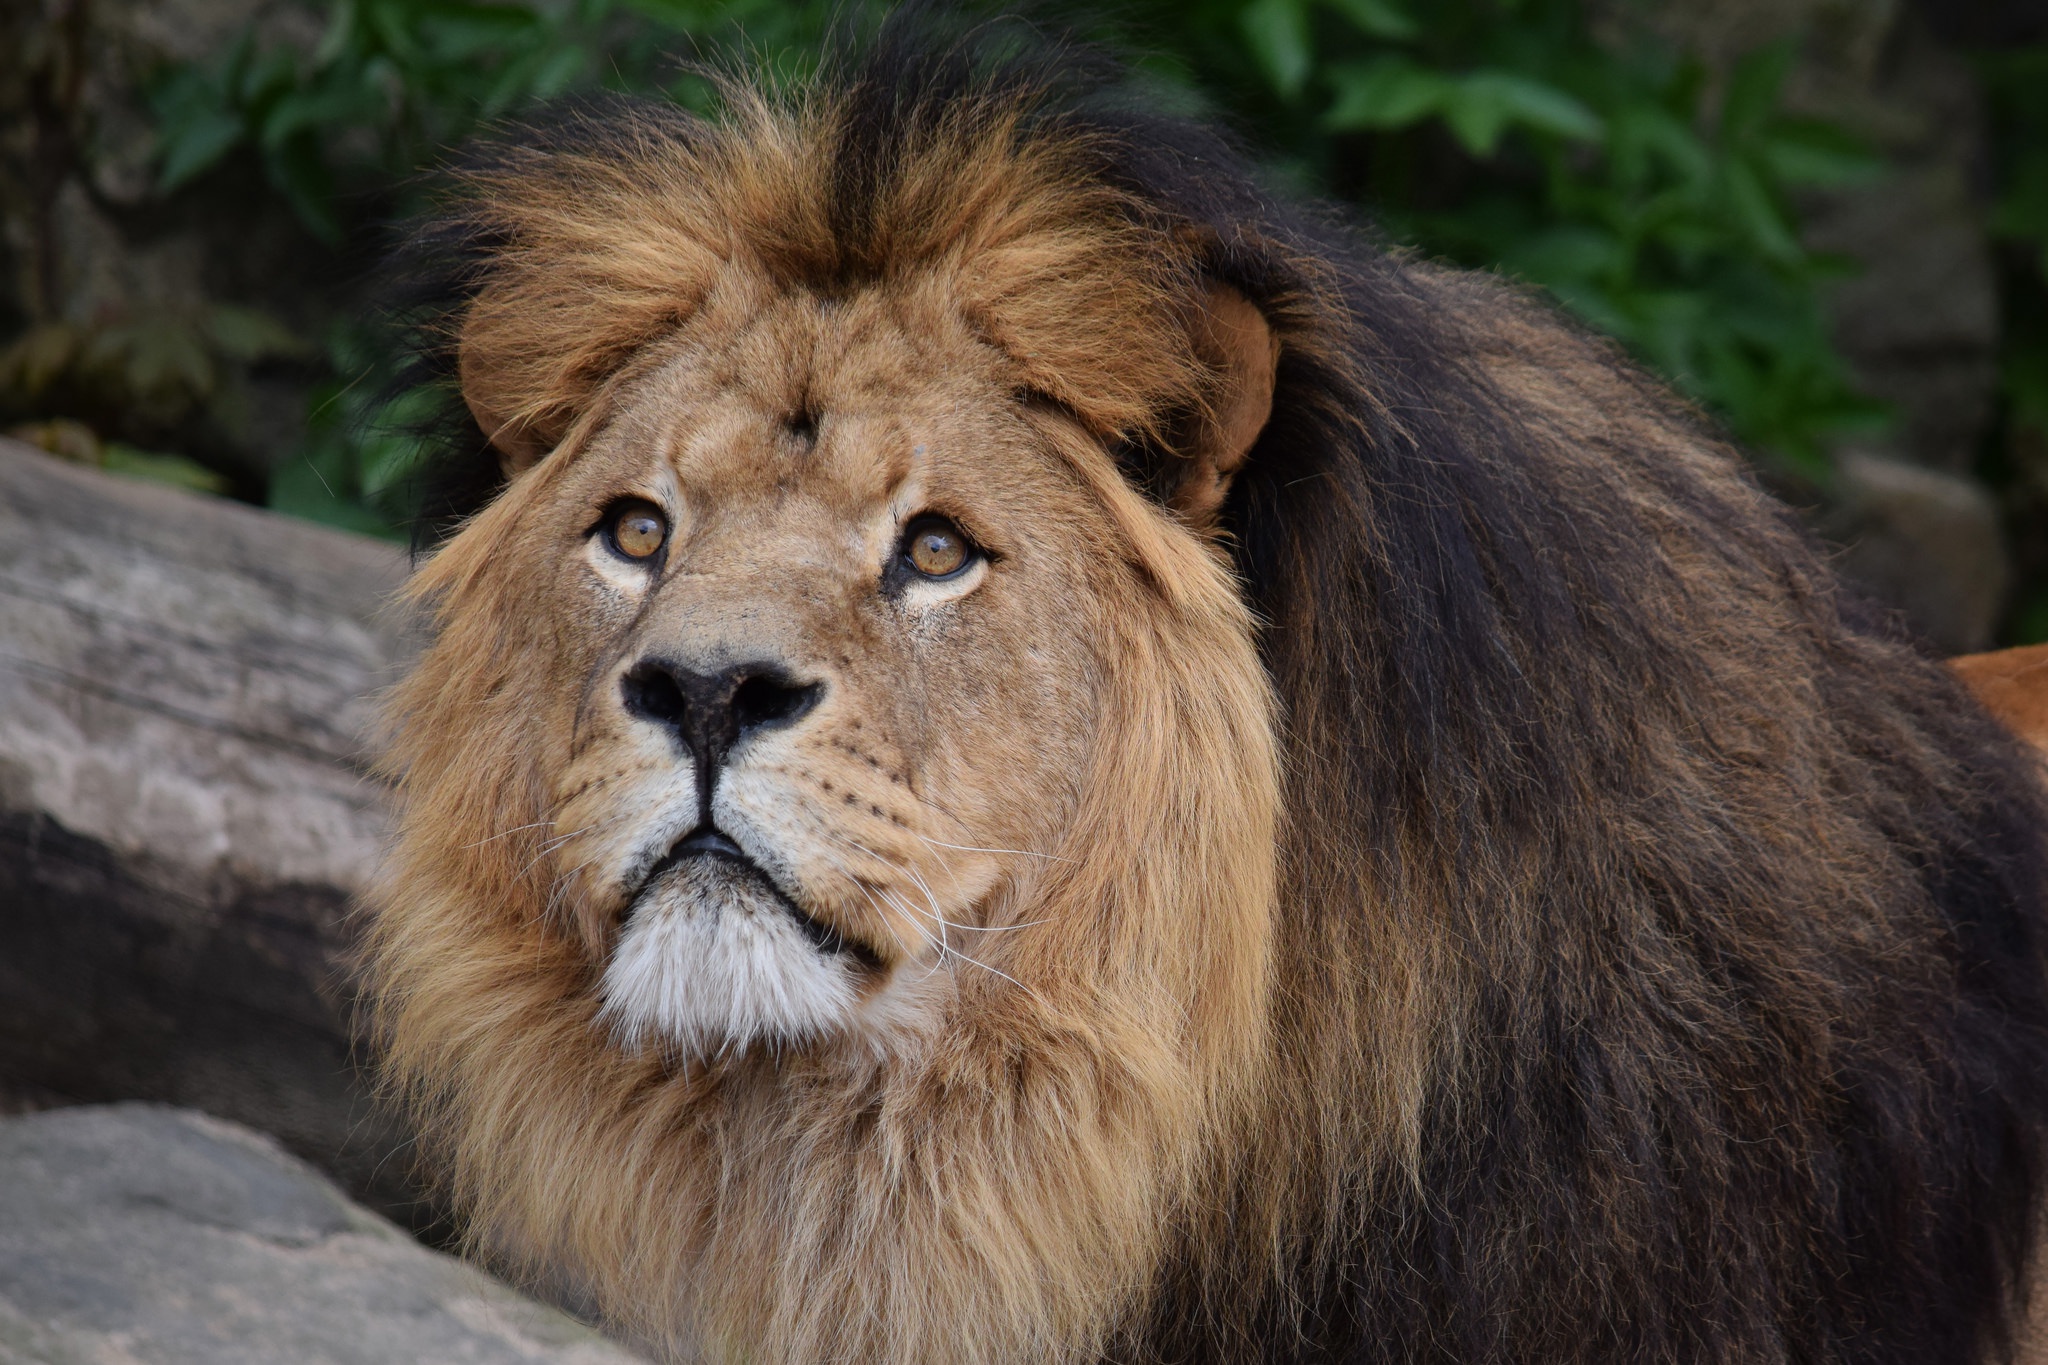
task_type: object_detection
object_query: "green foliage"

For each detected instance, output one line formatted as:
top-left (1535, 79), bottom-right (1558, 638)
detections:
top-left (148, 0), bottom-right (840, 524)
top-left (148, 0), bottom-right (834, 241)
top-left (1122, 0), bottom-right (1885, 475)
top-left (267, 325), bottom-right (437, 539)
top-left (144, 0), bottom-right (1886, 533)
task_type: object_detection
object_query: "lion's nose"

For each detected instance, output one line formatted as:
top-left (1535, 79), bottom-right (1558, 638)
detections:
top-left (621, 657), bottom-right (823, 782)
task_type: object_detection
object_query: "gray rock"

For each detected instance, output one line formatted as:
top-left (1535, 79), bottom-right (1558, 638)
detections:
top-left (0, 1104), bottom-right (648, 1365)
top-left (1823, 450), bottom-right (2010, 654)
top-left (0, 438), bottom-right (421, 1219)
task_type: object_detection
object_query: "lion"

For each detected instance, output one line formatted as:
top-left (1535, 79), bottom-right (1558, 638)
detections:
top-left (361, 20), bottom-right (2048, 1365)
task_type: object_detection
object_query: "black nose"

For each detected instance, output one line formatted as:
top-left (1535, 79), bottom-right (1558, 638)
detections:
top-left (621, 658), bottom-right (822, 789)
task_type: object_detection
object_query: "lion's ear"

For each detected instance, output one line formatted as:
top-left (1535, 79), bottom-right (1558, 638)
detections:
top-left (1173, 285), bottom-right (1279, 526)
top-left (459, 340), bottom-right (555, 478)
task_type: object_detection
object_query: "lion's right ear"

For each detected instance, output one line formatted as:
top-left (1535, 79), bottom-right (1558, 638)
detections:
top-left (1171, 285), bottom-right (1280, 527)
top-left (459, 337), bottom-right (555, 478)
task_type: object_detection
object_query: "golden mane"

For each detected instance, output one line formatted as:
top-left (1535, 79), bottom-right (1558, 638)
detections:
top-left (366, 22), bottom-right (2048, 1365)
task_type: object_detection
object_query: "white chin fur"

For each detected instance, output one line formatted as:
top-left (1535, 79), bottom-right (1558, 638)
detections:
top-left (598, 858), bottom-right (860, 1057)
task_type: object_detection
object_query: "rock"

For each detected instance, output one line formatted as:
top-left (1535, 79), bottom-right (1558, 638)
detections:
top-left (1793, 14), bottom-right (2002, 476)
top-left (1822, 449), bottom-right (2010, 654)
top-left (0, 1103), bottom-right (649, 1365)
top-left (0, 437), bottom-right (421, 1221)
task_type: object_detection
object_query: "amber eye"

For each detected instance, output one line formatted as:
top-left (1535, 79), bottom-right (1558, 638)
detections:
top-left (603, 500), bottom-right (668, 562)
top-left (901, 516), bottom-right (974, 579)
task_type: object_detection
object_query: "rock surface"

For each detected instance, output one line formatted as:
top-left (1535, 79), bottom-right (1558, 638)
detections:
top-left (0, 1103), bottom-right (647, 1365)
top-left (0, 437), bottom-right (420, 1219)
top-left (1822, 450), bottom-right (2011, 656)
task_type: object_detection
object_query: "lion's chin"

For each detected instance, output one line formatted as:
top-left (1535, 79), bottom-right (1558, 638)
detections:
top-left (598, 855), bottom-right (864, 1058)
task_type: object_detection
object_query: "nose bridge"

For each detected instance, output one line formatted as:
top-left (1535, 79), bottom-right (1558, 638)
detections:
top-left (633, 566), bottom-right (836, 677)
top-left (637, 498), bottom-right (854, 672)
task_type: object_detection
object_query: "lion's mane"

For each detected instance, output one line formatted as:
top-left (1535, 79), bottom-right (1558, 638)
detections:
top-left (365, 18), bottom-right (2048, 1365)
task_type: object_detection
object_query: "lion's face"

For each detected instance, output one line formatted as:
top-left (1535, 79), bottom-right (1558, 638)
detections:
top-left (493, 278), bottom-right (1125, 1057)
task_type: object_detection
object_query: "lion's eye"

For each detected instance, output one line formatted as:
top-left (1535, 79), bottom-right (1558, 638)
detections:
top-left (603, 500), bottom-right (668, 562)
top-left (901, 516), bottom-right (974, 579)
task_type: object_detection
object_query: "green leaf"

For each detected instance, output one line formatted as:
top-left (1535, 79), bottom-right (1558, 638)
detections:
top-left (1720, 41), bottom-right (1793, 146)
top-left (1607, 104), bottom-right (1713, 192)
top-left (1426, 73), bottom-right (1596, 158)
top-left (313, 0), bottom-right (359, 68)
top-left (265, 138), bottom-right (342, 244)
top-left (1722, 157), bottom-right (1802, 264)
top-left (1323, 56), bottom-right (1446, 131)
top-left (1759, 119), bottom-right (1881, 187)
top-left (529, 42), bottom-right (590, 100)
top-left (260, 84), bottom-right (375, 151)
top-left (1505, 226), bottom-right (1624, 287)
top-left (236, 45), bottom-right (303, 109)
top-left (204, 305), bottom-right (314, 363)
top-left (1439, 80), bottom-right (1512, 157)
top-left (365, 0), bottom-right (424, 63)
top-left (1241, 0), bottom-right (1312, 99)
top-left (1321, 0), bottom-right (1417, 41)
top-left (1461, 71), bottom-right (1604, 145)
top-left (157, 110), bottom-right (247, 189)
top-left (418, 4), bottom-right (550, 61)
top-left (101, 444), bottom-right (231, 496)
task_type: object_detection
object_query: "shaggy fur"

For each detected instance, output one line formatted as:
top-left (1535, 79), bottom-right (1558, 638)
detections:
top-left (363, 17), bottom-right (2048, 1365)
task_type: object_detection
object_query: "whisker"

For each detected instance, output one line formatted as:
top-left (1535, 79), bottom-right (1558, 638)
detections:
top-left (822, 833), bottom-right (1040, 1000)
top-left (830, 833), bottom-right (1049, 936)
top-left (875, 884), bottom-right (1036, 998)
top-left (812, 843), bottom-right (950, 979)
top-left (911, 833), bottom-right (1077, 864)
top-left (461, 819), bottom-right (557, 850)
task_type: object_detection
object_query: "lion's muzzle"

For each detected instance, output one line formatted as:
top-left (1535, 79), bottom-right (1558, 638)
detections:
top-left (593, 653), bottom-right (880, 1055)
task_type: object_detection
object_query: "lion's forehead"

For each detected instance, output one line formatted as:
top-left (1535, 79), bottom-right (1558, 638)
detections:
top-left (678, 280), bottom-right (1003, 436)
top-left (578, 285), bottom-right (1032, 510)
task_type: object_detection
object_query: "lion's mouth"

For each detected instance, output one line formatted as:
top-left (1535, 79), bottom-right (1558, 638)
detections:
top-left (630, 824), bottom-right (882, 970)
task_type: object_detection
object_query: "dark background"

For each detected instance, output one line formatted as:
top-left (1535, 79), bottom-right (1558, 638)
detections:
top-left (5, 0), bottom-right (2048, 654)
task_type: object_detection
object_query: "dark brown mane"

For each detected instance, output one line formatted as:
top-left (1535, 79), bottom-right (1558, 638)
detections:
top-left (382, 14), bottom-right (2048, 1363)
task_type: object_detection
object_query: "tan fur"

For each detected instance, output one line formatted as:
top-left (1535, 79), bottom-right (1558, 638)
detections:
top-left (369, 84), bottom-right (1281, 1364)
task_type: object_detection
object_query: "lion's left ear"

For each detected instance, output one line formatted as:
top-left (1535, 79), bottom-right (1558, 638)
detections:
top-left (459, 321), bottom-right (559, 479)
top-left (1172, 285), bottom-right (1280, 526)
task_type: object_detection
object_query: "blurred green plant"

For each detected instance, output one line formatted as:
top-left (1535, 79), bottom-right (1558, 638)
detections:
top-left (3, 417), bottom-right (233, 496)
top-left (149, 0), bottom-right (831, 243)
top-left (145, 0), bottom-right (1885, 534)
top-left (1123, 0), bottom-right (1886, 475)
top-left (266, 323), bottom-right (441, 536)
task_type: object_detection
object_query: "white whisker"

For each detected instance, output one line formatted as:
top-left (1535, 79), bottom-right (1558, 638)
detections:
top-left (911, 833), bottom-right (1077, 864)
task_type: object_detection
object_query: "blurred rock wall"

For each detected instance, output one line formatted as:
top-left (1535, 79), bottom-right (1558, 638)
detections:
top-left (0, 0), bottom-right (329, 497)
